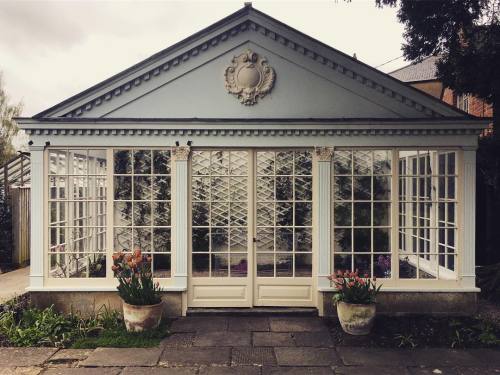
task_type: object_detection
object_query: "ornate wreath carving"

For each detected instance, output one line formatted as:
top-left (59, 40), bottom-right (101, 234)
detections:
top-left (224, 49), bottom-right (275, 105)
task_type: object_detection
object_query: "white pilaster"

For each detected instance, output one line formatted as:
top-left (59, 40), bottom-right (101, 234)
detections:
top-left (461, 147), bottom-right (477, 288)
top-left (29, 145), bottom-right (45, 288)
top-left (315, 147), bottom-right (333, 290)
top-left (173, 146), bottom-right (190, 290)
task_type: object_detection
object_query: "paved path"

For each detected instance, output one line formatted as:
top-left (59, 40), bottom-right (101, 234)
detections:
top-left (0, 266), bottom-right (29, 303)
top-left (0, 316), bottom-right (499, 374)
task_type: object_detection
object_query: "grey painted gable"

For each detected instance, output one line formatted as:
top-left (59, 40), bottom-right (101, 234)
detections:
top-left (105, 42), bottom-right (402, 119)
top-left (35, 5), bottom-right (467, 120)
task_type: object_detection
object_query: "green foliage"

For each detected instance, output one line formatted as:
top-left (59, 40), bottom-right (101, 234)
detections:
top-left (394, 333), bottom-right (417, 348)
top-left (0, 73), bottom-right (23, 164)
top-left (0, 303), bottom-right (169, 348)
top-left (329, 270), bottom-right (382, 304)
top-left (71, 318), bottom-right (169, 349)
top-left (374, 0), bottom-right (500, 131)
top-left (477, 263), bottom-right (500, 300)
top-left (113, 250), bottom-right (162, 306)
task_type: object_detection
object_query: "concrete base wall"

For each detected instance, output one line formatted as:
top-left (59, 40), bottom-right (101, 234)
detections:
top-left (322, 291), bottom-right (478, 317)
top-left (30, 291), bottom-right (183, 318)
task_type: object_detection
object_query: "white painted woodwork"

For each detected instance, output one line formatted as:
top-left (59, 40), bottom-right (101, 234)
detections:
top-left (461, 148), bottom-right (477, 289)
top-left (173, 148), bottom-right (189, 290)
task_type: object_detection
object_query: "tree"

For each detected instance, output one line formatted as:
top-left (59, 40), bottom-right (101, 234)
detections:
top-left (375, 0), bottom-right (500, 131)
top-left (0, 73), bottom-right (23, 165)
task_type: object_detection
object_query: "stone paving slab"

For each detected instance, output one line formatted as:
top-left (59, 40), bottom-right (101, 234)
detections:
top-left (231, 347), bottom-right (277, 366)
top-left (160, 333), bottom-right (196, 348)
top-left (194, 331), bottom-right (251, 347)
top-left (47, 349), bottom-right (93, 362)
top-left (227, 317), bottom-right (270, 332)
top-left (467, 349), bottom-right (500, 366)
top-left (121, 367), bottom-right (199, 374)
top-left (0, 367), bottom-right (43, 375)
top-left (42, 368), bottom-right (122, 375)
top-left (80, 347), bottom-right (162, 367)
top-left (263, 366), bottom-right (334, 374)
top-left (337, 347), bottom-right (415, 367)
top-left (160, 347), bottom-right (231, 366)
top-left (199, 365), bottom-right (261, 374)
top-left (170, 317), bottom-right (228, 333)
top-left (0, 348), bottom-right (59, 367)
top-left (334, 366), bottom-right (411, 375)
top-left (292, 332), bottom-right (334, 347)
top-left (269, 317), bottom-right (326, 332)
top-left (253, 332), bottom-right (295, 347)
top-left (410, 348), bottom-right (483, 367)
top-left (274, 347), bottom-right (339, 366)
top-left (407, 367), bottom-right (459, 375)
top-left (455, 368), bottom-right (500, 375)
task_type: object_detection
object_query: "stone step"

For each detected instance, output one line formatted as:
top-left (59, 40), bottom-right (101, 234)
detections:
top-left (186, 307), bottom-right (318, 316)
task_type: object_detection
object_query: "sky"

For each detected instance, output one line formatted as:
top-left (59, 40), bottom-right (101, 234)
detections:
top-left (0, 0), bottom-right (408, 118)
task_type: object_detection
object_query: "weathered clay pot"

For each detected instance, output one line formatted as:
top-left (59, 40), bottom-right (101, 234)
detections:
top-left (122, 301), bottom-right (163, 332)
top-left (336, 301), bottom-right (376, 335)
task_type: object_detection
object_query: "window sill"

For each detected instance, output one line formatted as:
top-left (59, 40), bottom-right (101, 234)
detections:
top-left (318, 286), bottom-right (480, 293)
top-left (26, 286), bottom-right (187, 292)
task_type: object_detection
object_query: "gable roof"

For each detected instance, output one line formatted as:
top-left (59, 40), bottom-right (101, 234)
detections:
top-left (389, 56), bottom-right (440, 83)
top-left (34, 4), bottom-right (467, 120)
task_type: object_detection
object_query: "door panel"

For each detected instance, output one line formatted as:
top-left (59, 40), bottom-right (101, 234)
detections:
top-left (189, 150), bottom-right (252, 307)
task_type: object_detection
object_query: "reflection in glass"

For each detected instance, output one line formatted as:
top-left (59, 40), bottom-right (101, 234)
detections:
top-left (276, 254), bottom-right (293, 277)
top-left (192, 254), bottom-right (209, 277)
top-left (211, 254), bottom-right (228, 277)
top-left (230, 254), bottom-right (247, 277)
top-left (257, 254), bottom-right (274, 277)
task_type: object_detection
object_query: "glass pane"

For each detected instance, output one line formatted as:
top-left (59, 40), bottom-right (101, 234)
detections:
top-left (374, 254), bottom-right (391, 278)
top-left (211, 228), bottom-right (228, 252)
top-left (133, 228), bottom-right (152, 253)
top-left (89, 254), bottom-right (106, 278)
top-left (153, 201), bottom-right (171, 226)
top-left (353, 176), bottom-right (371, 200)
top-left (257, 254), bottom-right (274, 277)
top-left (295, 228), bottom-right (312, 252)
top-left (192, 254), bottom-right (209, 277)
top-left (257, 152), bottom-right (274, 175)
top-left (276, 152), bottom-right (293, 175)
top-left (334, 228), bottom-right (352, 252)
top-left (211, 177), bottom-right (229, 201)
top-left (257, 203), bottom-right (274, 226)
top-left (192, 202), bottom-right (209, 226)
top-left (192, 151), bottom-right (210, 175)
top-left (354, 254), bottom-right (371, 277)
top-left (230, 254), bottom-right (247, 277)
top-left (134, 176), bottom-right (151, 200)
top-left (334, 176), bottom-right (352, 200)
top-left (211, 202), bottom-right (228, 226)
top-left (114, 227), bottom-right (132, 252)
top-left (353, 228), bottom-right (371, 252)
top-left (276, 202), bottom-right (293, 226)
top-left (256, 228), bottom-right (274, 252)
top-left (276, 177), bottom-right (293, 200)
top-left (134, 150), bottom-right (152, 174)
top-left (211, 151), bottom-right (229, 175)
top-left (373, 228), bottom-right (390, 252)
top-left (373, 150), bottom-right (391, 174)
top-left (276, 228), bottom-right (293, 252)
top-left (257, 177), bottom-right (275, 201)
top-left (153, 254), bottom-right (171, 278)
top-left (153, 176), bottom-right (171, 200)
top-left (192, 228), bottom-right (209, 252)
top-left (114, 202), bottom-right (132, 226)
top-left (334, 254), bottom-right (352, 274)
top-left (334, 202), bottom-right (351, 226)
top-left (295, 151), bottom-right (312, 175)
top-left (276, 254), bottom-right (293, 277)
top-left (333, 150), bottom-right (352, 175)
top-left (211, 254), bottom-right (228, 277)
top-left (373, 203), bottom-right (390, 226)
top-left (133, 202), bottom-right (151, 226)
top-left (295, 254), bottom-right (312, 277)
top-left (230, 177), bottom-right (247, 201)
top-left (230, 202), bottom-right (247, 226)
top-left (192, 177), bottom-right (210, 201)
top-left (230, 228), bottom-right (247, 252)
top-left (399, 255), bottom-right (417, 279)
top-left (295, 202), bottom-right (312, 226)
top-left (153, 150), bottom-right (171, 174)
top-left (230, 151), bottom-right (248, 175)
top-left (295, 176), bottom-right (312, 200)
top-left (114, 176), bottom-right (132, 200)
top-left (153, 228), bottom-right (171, 252)
top-left (354, 202), bottom-right (371, 226)
top-left (353, 151), bottom-right (371, 175)
top-left (373, 176), bottom-right (391, 200)
top-left (114, 150), bottom-right (132, 174)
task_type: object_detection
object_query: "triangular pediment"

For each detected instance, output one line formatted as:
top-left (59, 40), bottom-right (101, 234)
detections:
top-left (35, 5), bottom-right (466, 120)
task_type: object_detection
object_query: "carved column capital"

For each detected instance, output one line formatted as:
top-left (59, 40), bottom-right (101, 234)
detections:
top-left (314, 147), bottom-right (334, 162)
top-left (172, 146), bottom-right (191, 161)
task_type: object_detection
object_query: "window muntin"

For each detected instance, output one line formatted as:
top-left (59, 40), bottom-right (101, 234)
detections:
top-left (332, 150), bottom-right (392, 278)
top-left (398, 151), bottom-right (457, 280)
top-left (255, 151), bottom-right (313, 278)
top-left (48, 149), bottom-right (107, 278)
top-left (191, 150), bottom-right (249, 277)
top-left (113, 149), bottom-right (172, 278)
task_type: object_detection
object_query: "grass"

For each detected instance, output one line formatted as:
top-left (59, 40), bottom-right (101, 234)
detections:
top-left (71, 318), bottom-right (170, 349)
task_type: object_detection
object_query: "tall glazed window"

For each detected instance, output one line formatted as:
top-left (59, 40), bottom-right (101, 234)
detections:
top-left (113, 149), bottom-right (172, 278)
top-left (48, 149), bottom-right (107, 278)
top-left (398, 150), bottom-right (458, 280)
top-left (332, 150), bottom-right (392, 278)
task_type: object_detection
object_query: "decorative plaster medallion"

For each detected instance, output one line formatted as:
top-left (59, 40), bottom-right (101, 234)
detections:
top-left (224, 49), bottom-right (275, 105)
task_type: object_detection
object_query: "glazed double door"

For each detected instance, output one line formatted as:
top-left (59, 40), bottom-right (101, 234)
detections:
top-left (188, 149), bottom-right (315, 307)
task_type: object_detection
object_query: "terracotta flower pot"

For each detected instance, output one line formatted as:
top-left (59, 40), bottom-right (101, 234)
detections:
top-left (336, 301), bottom-right (376, 335)
top-left (122, 301), bottom-right (163, 332)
